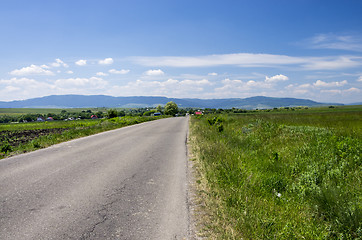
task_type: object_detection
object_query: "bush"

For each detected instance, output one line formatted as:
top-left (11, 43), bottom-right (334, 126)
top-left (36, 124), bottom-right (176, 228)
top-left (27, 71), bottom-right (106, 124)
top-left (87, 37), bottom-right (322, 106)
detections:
top-left (1, 142), bottom-right (12, 153)
top-left (106, 109), bottom-right (118, 119)
top-left (143, 110), bottom-right (156, 116)
top-left (164, 101), bottom-right (179, 116)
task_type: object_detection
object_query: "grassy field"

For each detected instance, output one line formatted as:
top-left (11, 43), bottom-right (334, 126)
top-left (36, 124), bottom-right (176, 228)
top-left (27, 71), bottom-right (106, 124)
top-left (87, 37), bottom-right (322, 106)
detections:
top-left (189, 106), bottom-right (361, 239)
top-left (0, 108), bottom-right (108, 116)
top-left (0, 115), bottom-right (165, 159)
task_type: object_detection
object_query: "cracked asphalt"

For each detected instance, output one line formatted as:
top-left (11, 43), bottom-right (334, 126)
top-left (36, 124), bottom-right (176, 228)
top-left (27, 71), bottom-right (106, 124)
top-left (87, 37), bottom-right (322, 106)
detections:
top-left (0, 117), bottom-right (190, 239)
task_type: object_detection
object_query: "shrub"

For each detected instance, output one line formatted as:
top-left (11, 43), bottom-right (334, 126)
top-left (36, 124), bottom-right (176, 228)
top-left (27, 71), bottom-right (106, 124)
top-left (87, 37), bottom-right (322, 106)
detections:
top-left (1, 142), bottom-right (12, 153)
top-left (164, 101), bottom-right (179, 116)
top-left (106, 109), bottom-right (118, 119)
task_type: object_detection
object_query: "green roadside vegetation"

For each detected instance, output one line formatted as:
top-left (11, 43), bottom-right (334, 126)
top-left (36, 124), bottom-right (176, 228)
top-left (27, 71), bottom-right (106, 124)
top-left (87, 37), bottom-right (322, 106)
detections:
top-left (0, 115), bottom-right (168, 159)
top-left (0, 105), bottom-right (192, 123)
top-left (189, 105), bottom-right (361, 239)
top-left (0, 102), bottom-right (189, 159)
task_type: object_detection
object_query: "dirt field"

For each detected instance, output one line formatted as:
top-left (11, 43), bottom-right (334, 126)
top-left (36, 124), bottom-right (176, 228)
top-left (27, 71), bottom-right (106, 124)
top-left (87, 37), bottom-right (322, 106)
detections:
top-left (0, 128), bottom-right (68, 147)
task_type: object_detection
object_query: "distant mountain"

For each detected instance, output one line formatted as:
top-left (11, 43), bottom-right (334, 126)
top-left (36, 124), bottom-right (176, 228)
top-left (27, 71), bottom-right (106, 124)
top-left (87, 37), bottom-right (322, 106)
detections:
top-left (0, 95), bottom-right (343, 109)
top-left (349, 102), bottom-right (362, 105)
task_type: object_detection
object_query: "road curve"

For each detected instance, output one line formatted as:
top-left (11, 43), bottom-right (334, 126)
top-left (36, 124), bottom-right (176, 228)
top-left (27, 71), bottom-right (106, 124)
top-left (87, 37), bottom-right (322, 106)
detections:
top-left (0, 117), bottom-right (190, 239)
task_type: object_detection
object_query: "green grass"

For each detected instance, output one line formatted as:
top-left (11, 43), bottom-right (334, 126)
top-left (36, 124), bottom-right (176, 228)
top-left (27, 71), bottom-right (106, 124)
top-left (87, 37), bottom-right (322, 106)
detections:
top-left (190, 108), bottom-right (361, 239)
top-left (0, 119), bottom-right (99, 131)
top-left (0, 116), bottom-right (166, 159)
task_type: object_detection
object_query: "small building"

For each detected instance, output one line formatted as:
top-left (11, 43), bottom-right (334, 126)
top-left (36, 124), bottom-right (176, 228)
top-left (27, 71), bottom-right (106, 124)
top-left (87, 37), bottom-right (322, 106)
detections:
top-left (153, 112), bottom-right (161, 116)
top-left (195, 111), bottom-right (203, 115)
top-left (37, 117), bottom-right (45, 122)
top-left (91, 115), bottom-right (98, 119)
top-left (46, 117), bottom-right (54, 121)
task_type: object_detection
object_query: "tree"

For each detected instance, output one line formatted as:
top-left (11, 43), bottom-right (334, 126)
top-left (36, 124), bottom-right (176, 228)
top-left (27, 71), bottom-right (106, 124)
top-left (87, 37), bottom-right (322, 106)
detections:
top-left (107, 109), bottom-right (118, 119)
top-left (96, 111), bottom-right (104, 118)
top-left (164, 101), bottom-right (179, 116)
top-left (143, 110), bottom-right (156, 116)
top-left (156, 104), bottom-right (163, 113)
top-left (118, 110), bottom-right (126, 117)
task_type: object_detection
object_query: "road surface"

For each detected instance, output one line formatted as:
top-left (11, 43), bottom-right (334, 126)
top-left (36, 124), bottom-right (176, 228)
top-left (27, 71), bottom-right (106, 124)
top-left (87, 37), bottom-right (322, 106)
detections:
top-left (0, 117), bottom-right (190, 239)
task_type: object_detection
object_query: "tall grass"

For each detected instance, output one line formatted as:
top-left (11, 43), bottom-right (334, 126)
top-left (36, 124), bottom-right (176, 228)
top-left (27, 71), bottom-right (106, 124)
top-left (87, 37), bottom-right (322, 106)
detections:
top-left (190, 110), bottom-right (361, 239)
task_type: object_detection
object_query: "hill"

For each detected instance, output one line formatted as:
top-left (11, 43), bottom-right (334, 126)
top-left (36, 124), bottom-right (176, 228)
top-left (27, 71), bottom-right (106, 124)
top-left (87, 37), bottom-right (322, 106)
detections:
top-left (0, 95), bottom-right (342, 109)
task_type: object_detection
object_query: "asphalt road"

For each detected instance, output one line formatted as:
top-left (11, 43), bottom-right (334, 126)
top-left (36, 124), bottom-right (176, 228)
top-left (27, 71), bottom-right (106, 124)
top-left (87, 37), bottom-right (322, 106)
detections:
top-left (0, 117), bottom-right (190, 239)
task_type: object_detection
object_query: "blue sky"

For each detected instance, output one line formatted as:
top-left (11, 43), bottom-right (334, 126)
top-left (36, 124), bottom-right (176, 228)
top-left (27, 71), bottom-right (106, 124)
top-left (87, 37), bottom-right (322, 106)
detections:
top-left (1, 0), bottom-right (362, 103)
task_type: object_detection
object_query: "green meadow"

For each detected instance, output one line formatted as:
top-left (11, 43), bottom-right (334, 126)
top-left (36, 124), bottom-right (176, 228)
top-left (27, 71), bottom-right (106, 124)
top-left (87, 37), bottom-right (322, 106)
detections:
top-left (190, 106), bottom-right (361, 239)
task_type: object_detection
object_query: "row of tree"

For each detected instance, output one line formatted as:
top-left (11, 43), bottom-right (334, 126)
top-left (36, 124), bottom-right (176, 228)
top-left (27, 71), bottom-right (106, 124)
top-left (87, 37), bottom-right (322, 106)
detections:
top-left (1, 104), bottom-right (305, 123)
top-left (0, 102), bottom-right (192, 123)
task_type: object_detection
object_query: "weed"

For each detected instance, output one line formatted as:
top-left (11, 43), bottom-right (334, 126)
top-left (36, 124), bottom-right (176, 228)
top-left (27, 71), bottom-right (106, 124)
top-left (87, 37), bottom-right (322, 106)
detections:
top-left (190, 109), bottom-right (361, 239)
top-left (1, 141), bottom-right (12, 153)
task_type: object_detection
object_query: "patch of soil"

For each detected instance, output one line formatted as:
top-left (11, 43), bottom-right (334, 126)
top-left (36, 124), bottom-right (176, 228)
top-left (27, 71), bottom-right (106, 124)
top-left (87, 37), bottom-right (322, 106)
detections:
top-left (0, 128), bottom-right (69, 147)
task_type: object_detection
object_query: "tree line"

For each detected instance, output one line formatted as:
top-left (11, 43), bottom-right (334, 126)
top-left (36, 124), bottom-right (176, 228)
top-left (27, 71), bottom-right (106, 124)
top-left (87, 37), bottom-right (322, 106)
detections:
top-left (0, 102), bottom-right (196, 123)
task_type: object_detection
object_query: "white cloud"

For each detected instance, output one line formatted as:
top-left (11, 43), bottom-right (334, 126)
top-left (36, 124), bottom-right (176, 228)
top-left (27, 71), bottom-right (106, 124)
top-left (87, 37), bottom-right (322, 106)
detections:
top-left (131, 53), bottom-right (362, 70)
top-left (321, 88), bottom-right (360, 94)
top-left (303, 56), bottom-right (362, 70)
top-left (9, 64), bottom-right (54, 76)
top-left (145, 69), bottom-right (165, 76)
top-left (0, 77), bottom-right (38, 85)
top-left (66, 70), bottom-right (73, 74)
top-left (215, 78), bottom-right (272, 95)
top-left (75, 59), bottom-right (87, 66)
top-left (358, 76), bottom-right (362, 82)
top-left (98, 58), bottom-right (114, 65)
top-left (212, 74), bottom-right (286, 96)
top-left (51, 58), bottom-right (69, 68)
top-left (305, 33), bottom-right (362, 52)
top-left (0, 76), bottom-right (112, 101)
top-left (288, 80), bottom-right (348, 90)
top-left (96, 72), bottom-right (109, 76)
top-left (4, 85), bottom-right (21, 93)
top-left (208, 72), bottom-right (218, 76)
top-left (344, 87), bottom-right (360, 93)
top-left (179, 79), bottom-right (212, 86)
top-left (55, 77), bottom-right (107, 89)
top-left (313, 80), bottom-right (348, 88)
top-left (246, 80), bottom-right (270, 87)
top-left (41, 64), bottom-right (50, 69)
top-left (265, 74), bottom-right (289, 83)
top-left (284, 83), bottom-right (314, 95)
top-left (0, 77), bottom-right (55, 101)
top-left (109, 69), bottom-right (130, 74)
top-left (133, 53), bottom-right (303, 68)
top-left (282, 81), bottom-right (361, 102)
top-left (107, 78), bottom-right (212, 98)
top-left (298, 83), bottom-right (312, 89)
top-left (320, 89), bottom-right (343, 94)
top-left (213, 79), bottom-right (256, 98)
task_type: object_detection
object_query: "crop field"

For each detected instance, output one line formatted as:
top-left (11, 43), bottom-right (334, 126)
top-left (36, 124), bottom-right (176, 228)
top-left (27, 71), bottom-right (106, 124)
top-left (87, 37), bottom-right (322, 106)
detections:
top-left (0, 115), bottom-right (164, 159)
top-left (190, 106), bottom-right (361, 239)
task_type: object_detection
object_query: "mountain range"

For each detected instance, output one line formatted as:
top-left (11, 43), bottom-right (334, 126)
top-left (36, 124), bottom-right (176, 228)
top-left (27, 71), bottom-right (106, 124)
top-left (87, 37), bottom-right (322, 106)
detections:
top-left (0, 95), bottom-right (343, 109)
